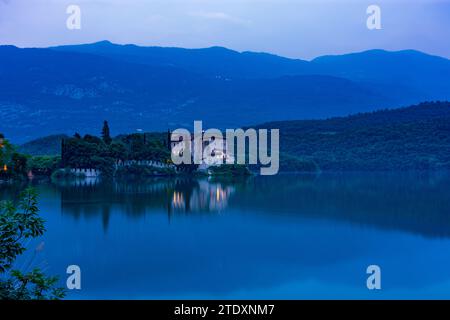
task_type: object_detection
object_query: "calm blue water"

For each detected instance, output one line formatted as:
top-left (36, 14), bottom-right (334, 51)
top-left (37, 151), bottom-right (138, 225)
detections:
top-left (2, 173), bottom-right (450, 299)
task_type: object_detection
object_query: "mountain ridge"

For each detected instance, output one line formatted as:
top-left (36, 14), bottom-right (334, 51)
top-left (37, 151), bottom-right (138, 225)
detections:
top-left (52, 40), bottom-right (450, 62)
top-left (1, 42), bottom-right (449, 143)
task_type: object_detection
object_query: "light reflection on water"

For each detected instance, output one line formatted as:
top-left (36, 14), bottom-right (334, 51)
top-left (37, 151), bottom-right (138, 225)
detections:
top-left (1, 172), bottom-right (450, 299)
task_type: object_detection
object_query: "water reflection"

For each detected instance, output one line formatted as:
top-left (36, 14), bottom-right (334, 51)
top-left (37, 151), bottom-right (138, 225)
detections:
top-left (234, 173), bottom-right (450, 238)
top-left (173, 180), bottom-right (235, 212)
top-left (54, 177), bottom-right (242, 232)
top-left (2, 172), bottom-right (450, 299)
top-left (2, 172), bottom-right (450, 238)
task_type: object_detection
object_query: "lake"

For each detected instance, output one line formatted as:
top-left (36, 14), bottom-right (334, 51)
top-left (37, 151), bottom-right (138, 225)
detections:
top-left (2, 172), bottom-right (450, 299)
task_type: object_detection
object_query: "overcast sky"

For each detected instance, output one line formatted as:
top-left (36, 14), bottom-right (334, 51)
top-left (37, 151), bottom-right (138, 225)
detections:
top-left (0, 0), bottom-right (448, 59)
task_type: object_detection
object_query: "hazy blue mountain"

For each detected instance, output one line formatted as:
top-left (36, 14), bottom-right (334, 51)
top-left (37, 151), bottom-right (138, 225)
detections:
top-left (51, 40), bottom-right (313, 79)
top-left (0, 45), bottom-right (398, 143)
top-left (311, 49), bottom-right (450, 101)
top-left (1, 42), bottom-right (449, 143)
top-left (19, 134), bottom-right (68, 156)
top-left (52, 41), bottom-right (450, 100)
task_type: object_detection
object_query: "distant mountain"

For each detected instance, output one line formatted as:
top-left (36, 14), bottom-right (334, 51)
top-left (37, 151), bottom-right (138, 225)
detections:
top-left (1, 42), bottom-right (449, 143)
top-left (310, 49), bottom-right (450, 101)
top-left (257, 101), bottom-right (450, 171)
top-left (19, 134), bottom-right (68, 156)
top-left (0, 45), bottom-right (395, 143)
top-left (52, 41), bottom-right (450, 99)
top-left (51, 40), bottom-right (313, 79)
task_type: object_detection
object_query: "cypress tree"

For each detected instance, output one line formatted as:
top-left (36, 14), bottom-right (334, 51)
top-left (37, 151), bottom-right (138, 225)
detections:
top-left (102, 121), bottom-right (112, 144)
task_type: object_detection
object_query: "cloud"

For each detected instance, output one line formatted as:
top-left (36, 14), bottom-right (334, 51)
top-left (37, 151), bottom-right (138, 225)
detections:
top-left (189, 11), bottom-right (251, 26)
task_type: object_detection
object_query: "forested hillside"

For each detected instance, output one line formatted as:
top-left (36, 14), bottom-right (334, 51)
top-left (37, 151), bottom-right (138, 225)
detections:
top-left (258, 101), bottom-right (450, 171)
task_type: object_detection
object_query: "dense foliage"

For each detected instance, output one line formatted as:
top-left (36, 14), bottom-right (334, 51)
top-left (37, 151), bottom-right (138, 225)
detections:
top-left (115, 164), bottom-right (176, 178)
top-left (0, 188), bottom-right (65, 299)
top-left (28, 156), bottom-right (61, 176)
top-left (278, 153), bottom-right (320, 172)
top-left (209, 164), bottom-right (252, 176)
top-left (0, 133), bottom-right (28, 179)
top-left (258, 101), bottom-right (450, 171)
top-left (3, 124), bottom-right (173, 179)
top-left (62, 130), bottom-right (171, 176)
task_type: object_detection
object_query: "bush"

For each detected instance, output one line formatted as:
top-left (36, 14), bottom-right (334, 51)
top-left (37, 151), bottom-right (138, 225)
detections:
top-left (208, 164), bottom-right (252, 176)
top-left (115, 164), bottom-right (177, 178)
top-left (279, 154), bottom-right (320, 173)
top-left (0, 188), bottom-right (65, 299)
top-left (28, 156), bottom-right (61, 176)
top-left (51, 168), bottom-right (85, 180)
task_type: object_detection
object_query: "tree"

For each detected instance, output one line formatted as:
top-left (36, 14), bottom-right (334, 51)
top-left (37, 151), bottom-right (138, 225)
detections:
top-left (83, 134), bottom-right (103, 145)
top-left (0, 188), bottom-right (65, 299)
top-left (0, 134), bottom-right (24, 179)
top-left (11, 152), bottom-right (28, 177)
top-left (29, 156), bottom-right (61, 176)
top-left (109, 141), bottom-right (127, 162)
top-left (0, 133), bottom-right (13, 167)
top-left (101, 120), bottom-right (112, 145)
